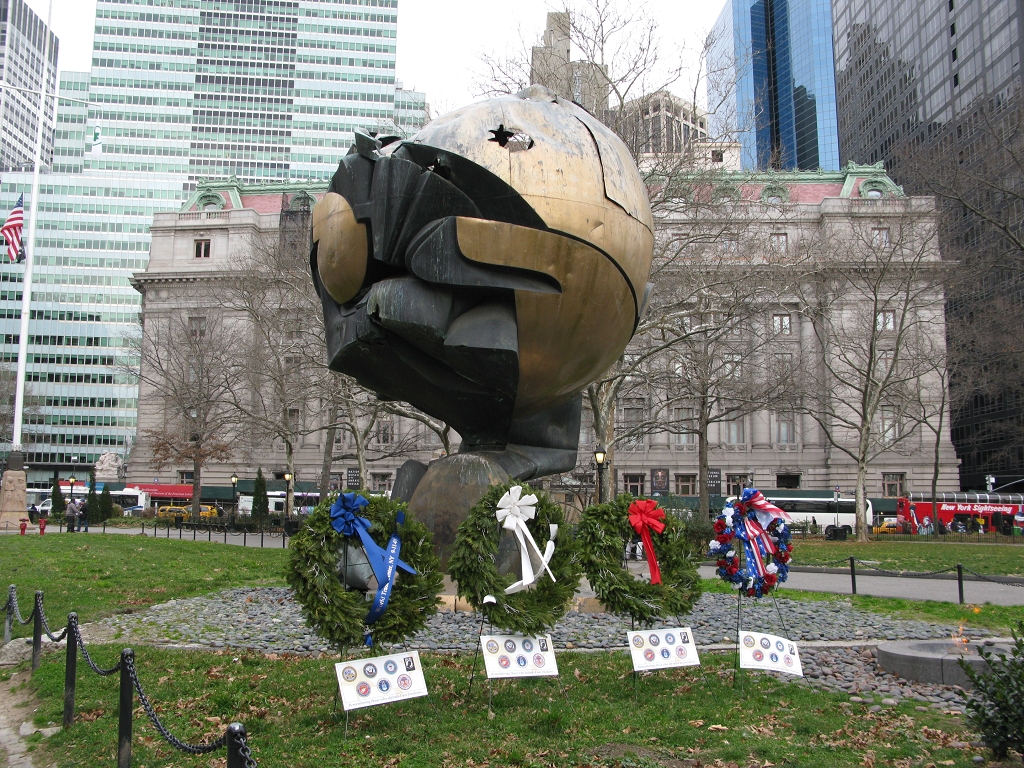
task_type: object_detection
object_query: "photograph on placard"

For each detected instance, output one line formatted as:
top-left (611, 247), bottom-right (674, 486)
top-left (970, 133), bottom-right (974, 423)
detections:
top-left (335, 650), bottom-right (429, 711)
top-left (738, 631), bottom-right (803, 676)
top-left (627, 626), bottom-right (701, 672)
top-left (481, 634), bottom-right (559, 678)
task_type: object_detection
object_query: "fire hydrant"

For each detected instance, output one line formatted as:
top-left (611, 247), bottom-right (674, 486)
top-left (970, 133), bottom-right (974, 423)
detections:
top-left (38, 517), bottom-right (46, 535)
top-left (19, 518), bottom-right (28, 535)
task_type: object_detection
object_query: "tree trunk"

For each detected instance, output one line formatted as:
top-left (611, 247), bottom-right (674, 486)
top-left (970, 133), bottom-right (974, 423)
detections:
top-left (191, 456), bottom-right (201, 521)
top-left (930, 396), bottom-right (945, 517)
top-left (855, 459), bottom-right (870, 542)
top-left (320, 425), bottom-right (337, 499)
top-left (354, 431), bottom-right (368, 491)
top-left (285, 442), bottom-right (295, 518)
top-left (697, 395), bottom-right (712, 518)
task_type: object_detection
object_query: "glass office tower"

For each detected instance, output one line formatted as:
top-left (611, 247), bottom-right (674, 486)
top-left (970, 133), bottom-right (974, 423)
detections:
top-left (0, 0), bottom-right (422, 488)
top-left (0, 0), bottom-right (59, 171)
top-left (709, 0), bottom-right (840, 171)
top-left (832, 0), bottom-right (1021, 172)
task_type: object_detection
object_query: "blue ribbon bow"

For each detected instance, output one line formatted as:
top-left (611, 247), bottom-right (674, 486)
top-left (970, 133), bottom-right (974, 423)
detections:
top-left (330, 493), bottom-right (416, 644)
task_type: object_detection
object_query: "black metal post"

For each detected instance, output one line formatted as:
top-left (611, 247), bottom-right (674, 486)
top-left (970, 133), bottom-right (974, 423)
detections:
top-left (117, 649), bottom-right (134, 768)
top-left (103, 521), bottom-right (106, 533)
top-left (849, 557), bottom-right (857, 596)
top-left (63, 613), bottom-right (77, 728)
top-left (261, 525), bottom-right (264, 548)
top-left (957, 563), bottom-right (964, 604)
top-left (193, 525), bottom-right (196, 541)
top-left (243, 529), bottom-right (246, 547)
top-left (224, 527), bottom-right (227, 544)
top-left (226, 722), bottom-right (248, 768)
top-left (283, 529), bottom-right (286, 548)
top-left (31, 591), bottom-right (42, 671)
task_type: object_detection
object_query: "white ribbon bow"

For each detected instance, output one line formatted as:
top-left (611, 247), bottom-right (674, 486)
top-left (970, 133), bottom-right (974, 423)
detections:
top-left (495, 486), bottom-right (557, 594)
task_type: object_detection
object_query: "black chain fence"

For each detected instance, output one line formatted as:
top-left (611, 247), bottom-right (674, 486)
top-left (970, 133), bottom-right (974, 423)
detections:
top-left (3, 584), bottom-right (258, 767)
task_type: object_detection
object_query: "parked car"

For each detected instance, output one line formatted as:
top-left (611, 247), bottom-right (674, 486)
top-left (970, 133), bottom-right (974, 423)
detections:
top-left (871, 520), bottom-right (904, 535)
top-left (156, 504), bottom-right (217, 519)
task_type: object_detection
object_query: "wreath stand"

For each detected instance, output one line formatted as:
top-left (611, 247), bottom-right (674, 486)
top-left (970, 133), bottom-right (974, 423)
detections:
top-left (731, 589), bottom-right (795, 694)
top-left (626, 610), bottom-right (712, 701)
top-left (463, 599), bottom-right (574, 715)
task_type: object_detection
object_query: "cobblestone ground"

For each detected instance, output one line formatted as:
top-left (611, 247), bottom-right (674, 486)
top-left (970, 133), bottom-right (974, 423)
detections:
top-left (99, 586), bottom-right (992, 713)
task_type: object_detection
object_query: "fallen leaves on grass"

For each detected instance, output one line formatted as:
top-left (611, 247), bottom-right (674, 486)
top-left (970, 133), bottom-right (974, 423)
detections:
top-left (77, 708), bottom-right (104, 722)
top-left (708, 724), bottom-right (729, 732)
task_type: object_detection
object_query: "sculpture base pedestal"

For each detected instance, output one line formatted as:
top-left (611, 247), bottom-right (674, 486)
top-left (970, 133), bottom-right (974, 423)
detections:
top-left (407, 453), bottom-right (510, 569)
top-left (0, 469), bottom-right (28, 532)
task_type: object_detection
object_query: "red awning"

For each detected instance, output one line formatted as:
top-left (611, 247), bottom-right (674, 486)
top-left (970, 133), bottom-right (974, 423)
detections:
top-left (125, 483), bottom-right (194, 500)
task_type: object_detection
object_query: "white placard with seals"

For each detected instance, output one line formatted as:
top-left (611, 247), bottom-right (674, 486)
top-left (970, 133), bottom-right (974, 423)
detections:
top-left (335, 650), bottom-right (428, 711)
top-left (627, 627), bottom-right (701, 671)
top-left (738, 631), bottom-right (803, 676)
top-left (480, 634), bottom-right (559, 678)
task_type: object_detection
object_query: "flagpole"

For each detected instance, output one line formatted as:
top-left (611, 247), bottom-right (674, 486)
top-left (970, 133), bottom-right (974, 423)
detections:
top-left (11, 0), bottom-right (54, 451)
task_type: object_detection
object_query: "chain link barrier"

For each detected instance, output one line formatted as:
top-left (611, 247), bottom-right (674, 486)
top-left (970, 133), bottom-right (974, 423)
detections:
top-left (68, 614), bottom-right (121, 676)
top-left (35, 592), bottom-right (68, 642)
top-left (962, 565), bottom-right (1024, 588)
top-left (125, 653), bottom-right (231, 756)
top-left (7, 585), bottom-right (32, 625)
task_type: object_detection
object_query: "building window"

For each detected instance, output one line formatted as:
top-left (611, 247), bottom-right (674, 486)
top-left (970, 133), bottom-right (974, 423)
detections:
top-left (720, 235), bottom-right (739, 253)
top-left (880, 405), bottom-right (900, 442)
top-left (776, 412), bottom-right (796, 444)
top-left (882, 472), bottom-right (906, 497)
top-left (953, 73), bottom-right (959, 87)
top-left (711, 149), bottom-right (724, 163)
top-left (178, 470), bottom-right (194, 483)
top-left (287, 408), bottom-right (301, 434)
top-left (725, 415), bottom-right (745, 444)
top-left (723, 353), bottom-right (742, 379)
top-left (674, 473), bottom-right (697, 495)
top-left (950, 22), bottom-right (955, 36)
top-left (375, 417), bottom-right (393, 445)
top-left (769, 233), bottom-right (788, 252)
top-left (187, 316), bottom-right (206, 339)
top-left (772, 314), bottom-right (791, 335)
top-left (726, 473), bottom-right (749, 497)
top-left (621, 399), bottom-right (645, 448)
top-left (371, 472), bottom-right (393, 493)
top-left (776, 473), bottom-right (800, 489)
top-left (876, 310), bottom-right (895, 331)
top-left (951, 47), bottom-right (957, 61)
top-left (672, 406), bottom-right (695, 445)
top-left (623, 473), bottom-right (645, 496)
top-left (871, 228), bottom-right (890, 247)
top-left (194, 240), bottom-right (211, 259)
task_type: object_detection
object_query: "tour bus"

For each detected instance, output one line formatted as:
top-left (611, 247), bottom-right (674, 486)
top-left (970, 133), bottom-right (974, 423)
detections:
top-left (896, 493), bottom-right (1024, 534)
top-left (725, 491), bottom-right (872, 536)
top-left (237, 490), bottom-right (321, 516)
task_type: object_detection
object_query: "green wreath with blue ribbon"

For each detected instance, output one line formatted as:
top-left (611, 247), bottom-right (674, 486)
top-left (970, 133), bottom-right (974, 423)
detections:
top-left (286, 492), bottom-right (444, 648)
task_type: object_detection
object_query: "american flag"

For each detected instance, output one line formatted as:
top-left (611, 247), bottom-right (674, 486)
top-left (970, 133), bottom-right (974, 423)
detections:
top-left (1, 195), bottom-right (24, 263)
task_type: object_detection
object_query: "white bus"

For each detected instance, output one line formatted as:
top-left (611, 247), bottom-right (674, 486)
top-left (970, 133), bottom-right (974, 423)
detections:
top-left (727, 494), bottom-right (871, 535)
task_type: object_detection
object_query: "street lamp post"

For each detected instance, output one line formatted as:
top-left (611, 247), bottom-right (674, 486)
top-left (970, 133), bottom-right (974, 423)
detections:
top-left (283, 472), bottom-right (293, 519)
top-left (230, 473), bottom-right (238, 513)
top-left (68, 475), bottom-right (76, 531)
top-left (594, 444), bottom-right (607, 504)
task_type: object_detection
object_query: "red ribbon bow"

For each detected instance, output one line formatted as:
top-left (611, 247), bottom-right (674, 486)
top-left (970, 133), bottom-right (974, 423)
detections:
top-left (628, 499), bottom-right (666, 585)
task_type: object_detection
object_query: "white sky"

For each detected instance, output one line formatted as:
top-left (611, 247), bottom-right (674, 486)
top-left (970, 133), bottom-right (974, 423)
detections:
top-left (22, 0), bottom-right (725, 113)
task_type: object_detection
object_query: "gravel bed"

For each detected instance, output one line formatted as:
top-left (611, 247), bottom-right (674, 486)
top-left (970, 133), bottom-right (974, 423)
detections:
top-left (102, 587), bottom-right (987, 656)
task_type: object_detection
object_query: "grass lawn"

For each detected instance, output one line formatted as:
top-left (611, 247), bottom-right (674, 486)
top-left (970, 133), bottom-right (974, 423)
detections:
top-left (21, 645), bottom-right (995, 768)
top-left (793, 540), bottom-right (1024, 575)
top-left (0, 534), bottom-right (288, 639)
top-left (703, 578), bottom-right (1024, 635)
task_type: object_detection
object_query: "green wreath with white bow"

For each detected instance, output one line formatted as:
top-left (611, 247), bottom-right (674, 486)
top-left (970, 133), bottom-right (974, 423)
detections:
top-left (448, 482), bottom-right (582, 636)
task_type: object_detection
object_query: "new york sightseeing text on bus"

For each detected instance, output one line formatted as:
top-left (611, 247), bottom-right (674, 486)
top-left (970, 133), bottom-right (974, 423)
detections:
top-left (896, 493), bottom-right (1024, 534)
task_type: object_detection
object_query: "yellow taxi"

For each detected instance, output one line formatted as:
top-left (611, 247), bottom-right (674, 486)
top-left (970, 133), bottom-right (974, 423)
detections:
top-left (156, 504), bottom-right (217, 519)
top-left (871, 520), bottom-right (904, 535)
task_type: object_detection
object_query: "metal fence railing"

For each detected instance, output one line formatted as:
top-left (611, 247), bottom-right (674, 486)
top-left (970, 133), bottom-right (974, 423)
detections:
top-left (3, 585), bottom-right (258, 768)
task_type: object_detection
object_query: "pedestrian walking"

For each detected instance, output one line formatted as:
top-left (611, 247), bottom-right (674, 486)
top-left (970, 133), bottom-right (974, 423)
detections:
top-left (79, 500), bottom-right (89, 533)
top-left (65, 498), bottom-right (78, 533)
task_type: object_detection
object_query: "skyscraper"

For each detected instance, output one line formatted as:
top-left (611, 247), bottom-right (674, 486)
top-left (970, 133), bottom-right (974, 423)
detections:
top-left (708, 0), bottom-right (840, 171)
top-left (0, 0), bottom-right (58, 171)
top-left (0, 0), bottom-right (424, 490)
top-left (832, 0), bottom-right (1020, 176)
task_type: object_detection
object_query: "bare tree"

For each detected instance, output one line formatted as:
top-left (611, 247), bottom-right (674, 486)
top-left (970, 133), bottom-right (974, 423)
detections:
top-left (133, 311), bottom-right (236, 518)
top-left (790, 198), bottom-right (946, 540)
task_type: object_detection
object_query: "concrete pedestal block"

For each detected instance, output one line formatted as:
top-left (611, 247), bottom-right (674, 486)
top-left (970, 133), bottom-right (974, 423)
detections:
top-left (0, 469), bottom-right (27, 531)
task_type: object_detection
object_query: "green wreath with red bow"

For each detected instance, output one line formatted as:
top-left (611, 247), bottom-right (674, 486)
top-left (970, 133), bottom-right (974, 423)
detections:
top-left (577, 494), bottom-right (702, 625)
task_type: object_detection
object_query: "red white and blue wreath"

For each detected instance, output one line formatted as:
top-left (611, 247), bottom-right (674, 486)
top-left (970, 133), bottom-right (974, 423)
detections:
top-left (708, 488), bottom-right (793, 597)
